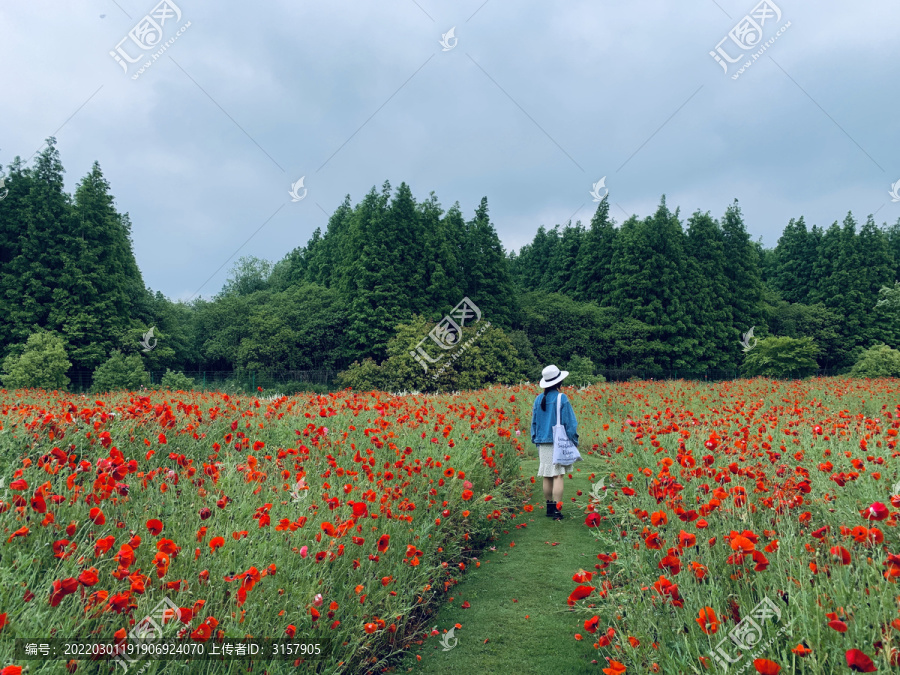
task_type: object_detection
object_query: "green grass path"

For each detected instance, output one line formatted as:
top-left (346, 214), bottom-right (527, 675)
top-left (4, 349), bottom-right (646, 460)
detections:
top-left (399, 457), bottom-right (610, 674)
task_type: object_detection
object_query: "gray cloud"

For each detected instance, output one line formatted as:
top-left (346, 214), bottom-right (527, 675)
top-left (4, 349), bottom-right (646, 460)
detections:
top-left (3, 0), bottom-right (898, 301)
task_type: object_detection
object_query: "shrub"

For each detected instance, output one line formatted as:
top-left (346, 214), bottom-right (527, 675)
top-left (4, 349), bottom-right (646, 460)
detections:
top-left (741, 336), bottom-right (819, 378)
top-left (335, 358), bottom-right (386, 392)
top-left (92, 351), bottom-right (150, 392)
top-left (1, 331), bottom-right (72, 390)
top-left (160, 369), bottom-right (196, 390)
top-left (566, 355), bottom-right (606, 387)
top-left (850, 343), bottom-right (900, 378)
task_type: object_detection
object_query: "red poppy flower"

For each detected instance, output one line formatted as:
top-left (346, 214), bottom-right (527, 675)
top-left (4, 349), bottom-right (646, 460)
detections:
top-left (209, 536), bottom-right (225, 552)
top-left (30, 493), bottom-right (46, 514)
top-left (861, 502), bottom-right (889, 521)
top-left (696, 607), bottom-right (719, 635)
top-left (567, 585), bottom-right (596, 606)
top-left (377, 534), bottom-right (390, 552)
top-left (845, 649), bottom-right (877, 672)
top-left (191, 623), bottom-right (212, 642)
top-left (77, 568), bottom-right (99, 587)
top-left (461, 490), bottom-right (474, 500)
top-left (830, 546), bottom-right (851, 565)
top-left (49, 578), bottom-right (79, 607)
top-left (753, 658), bottom-right (780, 674)
top-left (146, 519), bottom-right (163, 536)
top-left (584, 616), bottom-right (600, 634)
top-left (89, 507), bottom-right (105, 525)
top-left (678, 531), bottom-right (697, 548)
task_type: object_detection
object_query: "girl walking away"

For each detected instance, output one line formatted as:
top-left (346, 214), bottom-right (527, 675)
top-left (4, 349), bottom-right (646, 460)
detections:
top-left (531, 365), bottom-right (578, 520)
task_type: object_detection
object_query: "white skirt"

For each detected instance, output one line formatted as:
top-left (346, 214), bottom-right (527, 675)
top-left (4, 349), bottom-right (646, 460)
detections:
top-left (536, 443), bottom-right (567, 477)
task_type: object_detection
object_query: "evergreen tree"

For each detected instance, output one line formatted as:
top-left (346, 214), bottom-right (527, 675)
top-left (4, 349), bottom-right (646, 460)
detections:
top-left (0, 156), bottom-right (36, 353)
top-left (885, 218), bottom-right (900, 281)
top-left (545, 221), bottom-right (584, 296)
top-left (340, 183), bottom-right (410, 361)
top-left (461, 197), bottom-right (517, 328)
top-left (419, 193), bottom-right (465, 315)
top-left (574, 197), bottom-right (617, 305)
top-left (721, 200), bottom-right (764, 367)
top-left (1, 140), bottom-right (73, 353)
top-left (857, 215), bottom-right (896, 345)
top-left (386, 182), bottom-right (429, 312)
top-left (608, 197), bottom-right (698, 371)
top-left (685, 210), bottom-right (733, 370)
top-left (773, 217), bottom-right (815, 303)
top-left (809, 221), bottom-right (841, 306)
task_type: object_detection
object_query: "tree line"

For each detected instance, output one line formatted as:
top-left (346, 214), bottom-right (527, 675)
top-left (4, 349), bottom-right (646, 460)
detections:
top-left (1, 139), bottom-right (899, 392)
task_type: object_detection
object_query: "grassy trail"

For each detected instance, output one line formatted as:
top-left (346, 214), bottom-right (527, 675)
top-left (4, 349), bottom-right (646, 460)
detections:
top-left (399, 456), bottom-right (611, 675)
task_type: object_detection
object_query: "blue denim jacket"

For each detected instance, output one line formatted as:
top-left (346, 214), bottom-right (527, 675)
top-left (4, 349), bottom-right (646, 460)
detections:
top-left (531, 389), bottom-right (578, 446)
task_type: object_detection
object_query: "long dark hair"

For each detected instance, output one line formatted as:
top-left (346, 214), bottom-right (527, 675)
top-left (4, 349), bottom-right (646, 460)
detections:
top-left (540, 382), bottom-right (561, 411)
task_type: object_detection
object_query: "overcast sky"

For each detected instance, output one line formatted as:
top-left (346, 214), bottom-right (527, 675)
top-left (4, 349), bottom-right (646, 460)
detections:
top-left (3, 0), bottom-right (899, 301)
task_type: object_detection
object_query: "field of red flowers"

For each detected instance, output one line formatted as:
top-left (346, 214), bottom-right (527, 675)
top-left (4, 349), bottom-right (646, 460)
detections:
top-left (566, 377), bottom-right (900, 674)
top-left (0, 387), bottom-right (527, 674)
top-left (1, 377), bottom-right (899, 675)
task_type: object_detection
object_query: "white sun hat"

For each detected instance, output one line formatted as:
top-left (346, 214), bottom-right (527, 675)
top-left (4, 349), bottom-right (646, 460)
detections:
top-left (539, 364), bottom-right (569, 388)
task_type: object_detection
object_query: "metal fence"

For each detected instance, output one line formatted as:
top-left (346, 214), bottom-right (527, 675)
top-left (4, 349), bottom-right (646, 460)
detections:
top-left (62, 366), bottom-right (851, 394)
top-left (595, 367), bottom-right (848, 382)
top-left (66, 369), bottom-right (339, 394)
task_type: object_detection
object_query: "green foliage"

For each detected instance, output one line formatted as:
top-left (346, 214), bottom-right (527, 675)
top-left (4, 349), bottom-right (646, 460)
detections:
top-left (507, 330), bottom-right (542, 382)
top-left (876, 281), bottom-right (900, 315)
top-left (849, 343), bottom-right (900, 378)
top-left (517, 292), bottom-right (656, 372)
top-left (160, 368), bottom-right (196, 390)
top-left (2, 143), bottom-right (898, 388)
top-left (741, 336), bottom-right (819, 378)
top-left (762, 300), bottom-right (843, 369)
top-left (1, 331), bottom-right (72, 390)
top-left (217, 256), bottom-right (273, 298)
top-left (235, 283), bottom-right (350, 372)
top-left (334, 358), bottom-right (388, 392)
top-left (91, 350), bottom-right (150, 392)
top-left (336, 316), bottom-right (526, 392)
top-left (565, 355), bottom-right (605, 387)
top-left (0, 143), bottom-right (150, 372)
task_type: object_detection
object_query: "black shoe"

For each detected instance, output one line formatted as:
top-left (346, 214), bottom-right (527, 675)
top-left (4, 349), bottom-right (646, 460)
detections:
top-left (545, 500), bottom-right (555, 517)
top-left (552, 503), bottom-right (563, 520)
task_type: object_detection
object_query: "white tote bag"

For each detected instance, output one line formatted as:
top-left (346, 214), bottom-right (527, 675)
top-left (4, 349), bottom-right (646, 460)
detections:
top-left (552, 393), bottom-right (582, 466)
